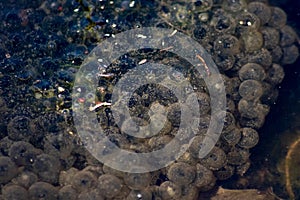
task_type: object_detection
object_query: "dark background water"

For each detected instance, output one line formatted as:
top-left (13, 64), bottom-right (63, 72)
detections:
top-left (255, 0), bottom-right (300, 160)
top-left (265, 0), bottom-right (300, 130)
top-left (250, 0), bottom-right (300, 197)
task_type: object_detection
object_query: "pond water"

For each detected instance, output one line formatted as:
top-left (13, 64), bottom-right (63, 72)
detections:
top-left (0, 0), bottom-right (299, 199)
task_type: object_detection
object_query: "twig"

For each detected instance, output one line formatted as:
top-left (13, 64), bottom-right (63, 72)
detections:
top-left (89, 102), bottom-right (112, 111)
top-left (196, 54), bottom-right (211, 76)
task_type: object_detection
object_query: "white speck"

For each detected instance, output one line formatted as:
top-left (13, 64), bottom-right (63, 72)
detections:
top-left (169, 30), bottom-right (177, 36)
top-left (104, 33), bottom-right (110, 37)
top-left (112, 23), bottom-right (117, 28)
top-left (74, 8), bottom-right (79, 12)
top-left (58, 87), bottom-right (65, 92)
top-left (138, 59), bottom-right (147, 65)
top-left (89, 102), bottom-right (112, 111)
top-left (112, 34), bottom-right (115, 38)
top-left (68, 131), bottom-right (74, 135)
top-left (129, 1), bottom-right (135, 7)
top-left (137, 193), bottom-right (142, 198)
top-left (98, 58), bottom-right (103, 62)
top-left (109, 1), bottom-right (114, 4)
top-left (137, 34), bottom-right (147, 39)
top-left (98, 73), bottom-right (114, 78)
top-left (247, 21), bottom-right (252, 26)
top-left (5, 53), bottom-right (11, 58)
top-left (215, 83), bottom-right (221, 89)
top-left (100, 5), bottom-right (105, 9)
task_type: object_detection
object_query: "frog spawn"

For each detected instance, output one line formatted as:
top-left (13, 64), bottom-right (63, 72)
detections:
top-left (0, 0), bottom-right (299, 200)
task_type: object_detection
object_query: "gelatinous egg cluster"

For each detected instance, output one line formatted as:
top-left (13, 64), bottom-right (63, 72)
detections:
top-left (0, 0), bottom-right (299, 199)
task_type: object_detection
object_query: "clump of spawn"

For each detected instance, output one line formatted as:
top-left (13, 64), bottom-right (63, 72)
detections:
top-left (0, 0), bottom-right (299, 199)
